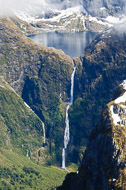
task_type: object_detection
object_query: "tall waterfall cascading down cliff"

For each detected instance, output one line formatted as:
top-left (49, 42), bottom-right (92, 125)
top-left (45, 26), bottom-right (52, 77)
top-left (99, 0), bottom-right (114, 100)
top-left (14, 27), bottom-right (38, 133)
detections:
top-left (62, 65), bottom-right (76, 169)
top-left (42, 122), bottom-right (46, 146)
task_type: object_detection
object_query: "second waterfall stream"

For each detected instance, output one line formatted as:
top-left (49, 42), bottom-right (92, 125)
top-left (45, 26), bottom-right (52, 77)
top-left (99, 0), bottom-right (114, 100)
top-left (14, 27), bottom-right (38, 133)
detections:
top-left (62, 65), bottom-right (76, 169)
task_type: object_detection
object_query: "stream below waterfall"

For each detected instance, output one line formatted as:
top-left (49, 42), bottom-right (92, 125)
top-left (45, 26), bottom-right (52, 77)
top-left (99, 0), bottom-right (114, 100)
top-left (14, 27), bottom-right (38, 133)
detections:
top-left (42, 122), bottom-right (46, 146)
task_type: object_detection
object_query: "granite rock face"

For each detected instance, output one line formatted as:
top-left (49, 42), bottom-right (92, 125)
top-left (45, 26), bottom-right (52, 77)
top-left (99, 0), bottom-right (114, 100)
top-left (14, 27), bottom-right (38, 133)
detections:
top-left (59, 80), bottom-right (126, 190)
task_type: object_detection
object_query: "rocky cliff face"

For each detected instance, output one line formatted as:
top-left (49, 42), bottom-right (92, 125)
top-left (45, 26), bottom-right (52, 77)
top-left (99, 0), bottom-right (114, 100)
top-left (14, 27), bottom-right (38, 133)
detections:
top-left (0, 17), bottom-right (73, 95)
top-left (59, 80), bottom-right (126, 190)
top-left (0, 17), bottom-right (74, 164)
top-left (68, 28), bottom-right (126, 164)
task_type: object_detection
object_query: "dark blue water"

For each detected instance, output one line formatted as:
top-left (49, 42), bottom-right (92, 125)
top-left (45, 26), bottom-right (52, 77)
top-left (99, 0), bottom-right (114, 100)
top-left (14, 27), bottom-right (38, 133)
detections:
top-left (30, 32), bottom-right (97, 57)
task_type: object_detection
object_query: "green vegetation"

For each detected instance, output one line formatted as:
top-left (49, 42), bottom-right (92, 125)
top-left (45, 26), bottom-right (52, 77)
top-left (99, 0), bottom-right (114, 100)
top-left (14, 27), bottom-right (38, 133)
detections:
top-left (22, 76), bottom-right (66, 164)
top-left (0, 17), bottom-right (74, 165)
top-left (0, 16), bottom-right (126, 190)
top-left (0, 148), bottom-right (67, 190)
top-left (67, 163), bottom-right (78, 173)
top-left (0, 78), bottom-right (46, 161)
top-left (0, 78), bottom-right (67, 190)
top-left (68, 30), bottom-right (126, 164)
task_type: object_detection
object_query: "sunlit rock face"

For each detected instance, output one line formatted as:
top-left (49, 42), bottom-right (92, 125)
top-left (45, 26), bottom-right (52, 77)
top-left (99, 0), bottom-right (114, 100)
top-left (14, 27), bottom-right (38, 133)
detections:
top-left (59, 80), bottom-right (126, 190)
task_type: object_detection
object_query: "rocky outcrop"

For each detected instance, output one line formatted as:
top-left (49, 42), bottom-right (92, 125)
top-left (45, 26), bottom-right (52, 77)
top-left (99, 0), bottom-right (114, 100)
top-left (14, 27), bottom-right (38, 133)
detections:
top-left (10, 16), bottom-right (42, 36)
top-left (59, 80), bottom-right (126, 190)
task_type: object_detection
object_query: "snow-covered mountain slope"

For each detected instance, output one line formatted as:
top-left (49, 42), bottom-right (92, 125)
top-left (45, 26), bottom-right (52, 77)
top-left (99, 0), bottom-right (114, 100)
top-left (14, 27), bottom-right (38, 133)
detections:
top-left (14, 0), bottom-right (126, 33)
top-left (15, 5), bottom-right (87, 33)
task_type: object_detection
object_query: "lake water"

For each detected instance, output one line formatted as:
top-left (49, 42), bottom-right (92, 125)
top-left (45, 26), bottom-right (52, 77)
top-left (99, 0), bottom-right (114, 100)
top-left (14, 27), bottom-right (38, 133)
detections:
top-left (30, 32), bottom-right (97, 57)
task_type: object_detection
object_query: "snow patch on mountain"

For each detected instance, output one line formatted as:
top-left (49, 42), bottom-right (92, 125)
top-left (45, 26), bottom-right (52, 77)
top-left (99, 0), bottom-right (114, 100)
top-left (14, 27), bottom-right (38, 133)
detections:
top-left (15, 5), bottom-right (85, 23)
top-left (42, 6), bottom-right (85, 22)
top-left (110, 80), bottom-right (126, 127)
top-left (13, 0), bottom-right (126, 33)
top-left (15, 5), bottom-right (87, 33)
top-left (110, 105), bottom-right (123, 125)
top-left (115, 80), bottom-right (126, 104)
top-left (105, 15), bottom-right (126, 25)
top-left (88, 16), bottom-right (110, 26)
top-left (121, 80), bottom-right (126, 90)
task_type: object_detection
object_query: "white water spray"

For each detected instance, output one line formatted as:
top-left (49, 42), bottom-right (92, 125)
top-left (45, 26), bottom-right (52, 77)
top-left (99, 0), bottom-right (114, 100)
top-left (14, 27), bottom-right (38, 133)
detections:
top-left (42, 122), bottom-right (46, 146)
top-left (62, 66), bottom-right (76, 169)
top-left (26, 150), bottom-right (29, 157)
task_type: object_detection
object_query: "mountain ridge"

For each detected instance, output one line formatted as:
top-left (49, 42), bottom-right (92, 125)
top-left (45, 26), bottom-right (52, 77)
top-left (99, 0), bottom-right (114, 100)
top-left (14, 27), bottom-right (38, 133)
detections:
top-left (14, 0), bottom-right (126, 33)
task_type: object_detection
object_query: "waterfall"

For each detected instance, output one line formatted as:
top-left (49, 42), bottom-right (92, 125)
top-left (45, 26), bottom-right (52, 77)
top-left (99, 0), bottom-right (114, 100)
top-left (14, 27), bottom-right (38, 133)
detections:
top-left (26, 150), bottom-right (29, 157)
top-left (42, 122), bottom-right (46, 146)
top-left (62, 148), bottom-right (65, 169)
top-left (70, 66), bottom-right (76, 105)
top-left (62, 66), bottom-right (76, 169)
